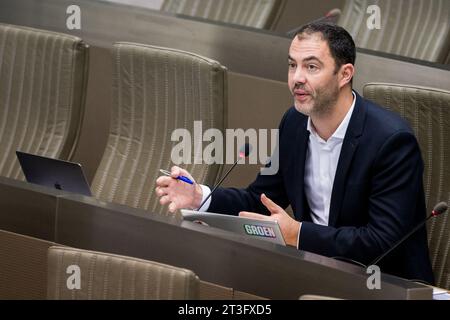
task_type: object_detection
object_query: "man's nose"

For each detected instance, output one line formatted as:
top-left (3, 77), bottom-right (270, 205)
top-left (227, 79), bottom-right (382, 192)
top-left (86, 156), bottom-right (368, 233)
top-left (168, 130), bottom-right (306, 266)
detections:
top-left (293, 68), bottom-right (306, 84)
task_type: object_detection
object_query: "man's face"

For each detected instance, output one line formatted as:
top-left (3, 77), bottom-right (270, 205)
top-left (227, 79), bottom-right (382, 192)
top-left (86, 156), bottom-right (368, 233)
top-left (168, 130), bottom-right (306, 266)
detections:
top-left (288, 33), bottom-right (340, 117)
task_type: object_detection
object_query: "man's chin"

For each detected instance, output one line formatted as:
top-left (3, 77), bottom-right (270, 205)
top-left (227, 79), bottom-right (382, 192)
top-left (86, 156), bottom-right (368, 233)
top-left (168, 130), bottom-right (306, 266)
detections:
top-left (294, 102), bottom-right (313, 116)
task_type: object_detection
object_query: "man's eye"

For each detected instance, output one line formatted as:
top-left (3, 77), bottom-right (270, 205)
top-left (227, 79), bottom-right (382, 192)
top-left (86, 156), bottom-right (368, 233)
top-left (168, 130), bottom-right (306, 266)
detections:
top-left (307, 64), bottom-right (318, 71)
top-left (288, 62), bottom-right (296, 68)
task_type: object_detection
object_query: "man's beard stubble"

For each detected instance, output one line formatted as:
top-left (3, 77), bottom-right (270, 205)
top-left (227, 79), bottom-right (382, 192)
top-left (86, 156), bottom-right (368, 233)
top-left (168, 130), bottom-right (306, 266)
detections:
top-left (293, 82), bottom-right (340, 118)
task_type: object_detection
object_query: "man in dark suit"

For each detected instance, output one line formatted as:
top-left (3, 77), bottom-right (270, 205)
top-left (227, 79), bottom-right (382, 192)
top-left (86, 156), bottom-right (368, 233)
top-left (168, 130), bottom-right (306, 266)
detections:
top-left (155, 22), bottom-right (434, 284)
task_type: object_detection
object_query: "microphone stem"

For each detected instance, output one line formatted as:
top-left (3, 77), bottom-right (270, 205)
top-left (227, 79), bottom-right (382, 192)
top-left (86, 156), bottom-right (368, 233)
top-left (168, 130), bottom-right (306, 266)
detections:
top-left (197, 158), bottom-right (240, 211)
top-left (370, 213), bottom-right (434, 266)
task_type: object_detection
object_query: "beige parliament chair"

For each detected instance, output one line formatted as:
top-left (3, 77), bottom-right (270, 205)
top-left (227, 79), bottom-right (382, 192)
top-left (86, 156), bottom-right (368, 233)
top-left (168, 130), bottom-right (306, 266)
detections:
top-left (47, 246), bottom-right (200, 299)
top-left (91, 42), bottom-right (227, 213)
top-left (0, 230), bottom-right (54, 299)
top-left (338, 0), bottom-right (450, 63)
top-left (0, 23), bottom-right (89, 179)
top-left (161, 0), bottom-right (286, 30)
top-left (363, 83), bottom-right (450, 289)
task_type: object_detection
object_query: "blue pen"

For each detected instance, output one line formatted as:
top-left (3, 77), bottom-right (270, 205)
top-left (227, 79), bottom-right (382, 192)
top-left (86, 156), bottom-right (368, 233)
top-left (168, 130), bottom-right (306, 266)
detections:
top-left (159, 169), bottom-right (194, 185)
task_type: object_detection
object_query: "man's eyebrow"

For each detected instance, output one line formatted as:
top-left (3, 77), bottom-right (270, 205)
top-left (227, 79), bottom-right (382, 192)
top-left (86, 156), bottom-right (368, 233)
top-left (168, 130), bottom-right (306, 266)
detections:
top-left (288, 55), bottom-right (324, 65)
top-left (302, 56), bottom-right (323, 65)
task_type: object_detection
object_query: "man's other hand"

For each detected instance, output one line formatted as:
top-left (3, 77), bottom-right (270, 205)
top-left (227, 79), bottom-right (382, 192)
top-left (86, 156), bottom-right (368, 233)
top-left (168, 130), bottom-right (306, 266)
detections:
top-left (239, 194), bottom-right (301, 247)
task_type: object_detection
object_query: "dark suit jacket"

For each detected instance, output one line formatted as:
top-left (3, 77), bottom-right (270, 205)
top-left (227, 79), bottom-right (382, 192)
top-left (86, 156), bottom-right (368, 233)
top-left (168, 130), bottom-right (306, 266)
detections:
top-left (209, 91), bottom-right (434, 284)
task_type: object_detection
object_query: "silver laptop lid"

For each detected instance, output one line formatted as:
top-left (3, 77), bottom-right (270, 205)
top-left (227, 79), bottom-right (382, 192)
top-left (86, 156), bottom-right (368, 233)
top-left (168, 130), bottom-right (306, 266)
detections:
top-left (181, 209), bottom-right (286, 246)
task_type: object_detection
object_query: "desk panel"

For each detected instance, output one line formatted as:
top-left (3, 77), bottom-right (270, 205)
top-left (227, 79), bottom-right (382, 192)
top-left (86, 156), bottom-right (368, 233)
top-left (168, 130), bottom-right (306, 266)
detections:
top-left (54, 194), bottom-right (432, 299)
top-left (0, 176), bottom-right (60, 241)
top-left (0, 179), bottom-right (433, 299)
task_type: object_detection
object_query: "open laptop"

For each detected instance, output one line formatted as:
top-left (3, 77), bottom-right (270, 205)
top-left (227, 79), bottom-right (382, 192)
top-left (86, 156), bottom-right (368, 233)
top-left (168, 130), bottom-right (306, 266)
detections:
top-left (181, 209), bottom-right (286, 246)
top-left (16, 151), bottom-right (92, 196)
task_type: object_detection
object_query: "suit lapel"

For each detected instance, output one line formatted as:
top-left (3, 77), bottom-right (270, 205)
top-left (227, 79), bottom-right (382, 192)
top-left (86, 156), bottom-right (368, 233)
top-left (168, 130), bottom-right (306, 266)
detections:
top-left (328, 92), bottom-right (366, 227)
top-left (294, 117), bottom-right (310, 221)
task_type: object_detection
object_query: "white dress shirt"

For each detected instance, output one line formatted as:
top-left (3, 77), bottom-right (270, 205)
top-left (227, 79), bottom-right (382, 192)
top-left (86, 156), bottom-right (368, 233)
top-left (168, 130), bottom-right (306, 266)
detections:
top-left (304, 92), bottom-right (356, 226)
top-left (198, 184), bottom-right (212, 211)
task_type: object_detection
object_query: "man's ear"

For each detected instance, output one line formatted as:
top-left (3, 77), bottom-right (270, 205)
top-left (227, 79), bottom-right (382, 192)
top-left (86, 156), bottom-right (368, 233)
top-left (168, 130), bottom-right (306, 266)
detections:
top-left (339, 63), bottom-right (355, 88)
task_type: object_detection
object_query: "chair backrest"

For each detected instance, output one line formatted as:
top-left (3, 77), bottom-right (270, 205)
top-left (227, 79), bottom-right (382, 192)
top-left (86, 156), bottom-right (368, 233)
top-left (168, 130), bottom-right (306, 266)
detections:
top-left (0, 23), bottom-right (89, 180)
top-left (47, 246), bottom-right (200, 299)
top-left (338, 0), bottom-right (450, 63)
top-left (0, 230), bottom-right (55, 299)
top-left (161, 0), bottom-right (285, 29)
top-left (363, 83), bottom-right (450, 289)
top-left (91, 42), bottom-right (227, 213)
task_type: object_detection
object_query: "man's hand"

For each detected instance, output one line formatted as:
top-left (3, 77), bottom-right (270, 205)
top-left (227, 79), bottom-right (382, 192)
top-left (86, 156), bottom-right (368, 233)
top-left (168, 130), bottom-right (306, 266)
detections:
top-left (155, 166), bottom-right (203, 213)
top-left (239, 194), bottom-right (301, 247)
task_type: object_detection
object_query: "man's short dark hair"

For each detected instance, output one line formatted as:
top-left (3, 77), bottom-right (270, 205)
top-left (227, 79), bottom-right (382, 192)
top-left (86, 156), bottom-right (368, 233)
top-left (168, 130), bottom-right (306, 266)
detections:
top-left (295, 22), bottom-right (356, 73)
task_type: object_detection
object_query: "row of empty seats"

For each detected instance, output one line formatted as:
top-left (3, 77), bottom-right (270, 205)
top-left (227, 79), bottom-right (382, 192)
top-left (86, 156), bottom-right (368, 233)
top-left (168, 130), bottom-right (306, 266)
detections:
top-left (106, 0), bottom-right (286, 29)
top-left (106, 0), bottom-right (450, 64)
top-left (0, 23), bottom-right (228, 300)
top-left (0, 22), bottom-right (450, 290)
top-left (0, 23), bottom-right (226, 215)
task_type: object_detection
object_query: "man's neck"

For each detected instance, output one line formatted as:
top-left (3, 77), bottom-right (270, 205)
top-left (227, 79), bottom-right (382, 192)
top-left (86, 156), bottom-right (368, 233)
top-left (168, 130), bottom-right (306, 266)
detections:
top-left (310, 89), bottom-right (354, 141)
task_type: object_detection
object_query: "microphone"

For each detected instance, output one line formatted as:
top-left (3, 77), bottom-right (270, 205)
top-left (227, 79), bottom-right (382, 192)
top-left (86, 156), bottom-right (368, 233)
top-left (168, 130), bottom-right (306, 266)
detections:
top-left (197, 143), bottom-right (252, 211)
top-left (370, 202), bottom-right (448, 266)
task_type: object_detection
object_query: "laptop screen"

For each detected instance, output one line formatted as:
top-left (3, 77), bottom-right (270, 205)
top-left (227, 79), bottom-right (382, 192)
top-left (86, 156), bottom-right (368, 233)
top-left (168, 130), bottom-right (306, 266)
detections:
top-left (181, 209), bottom-right (286, 246)
top-left (16, 151), bottom-right (92, 196)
